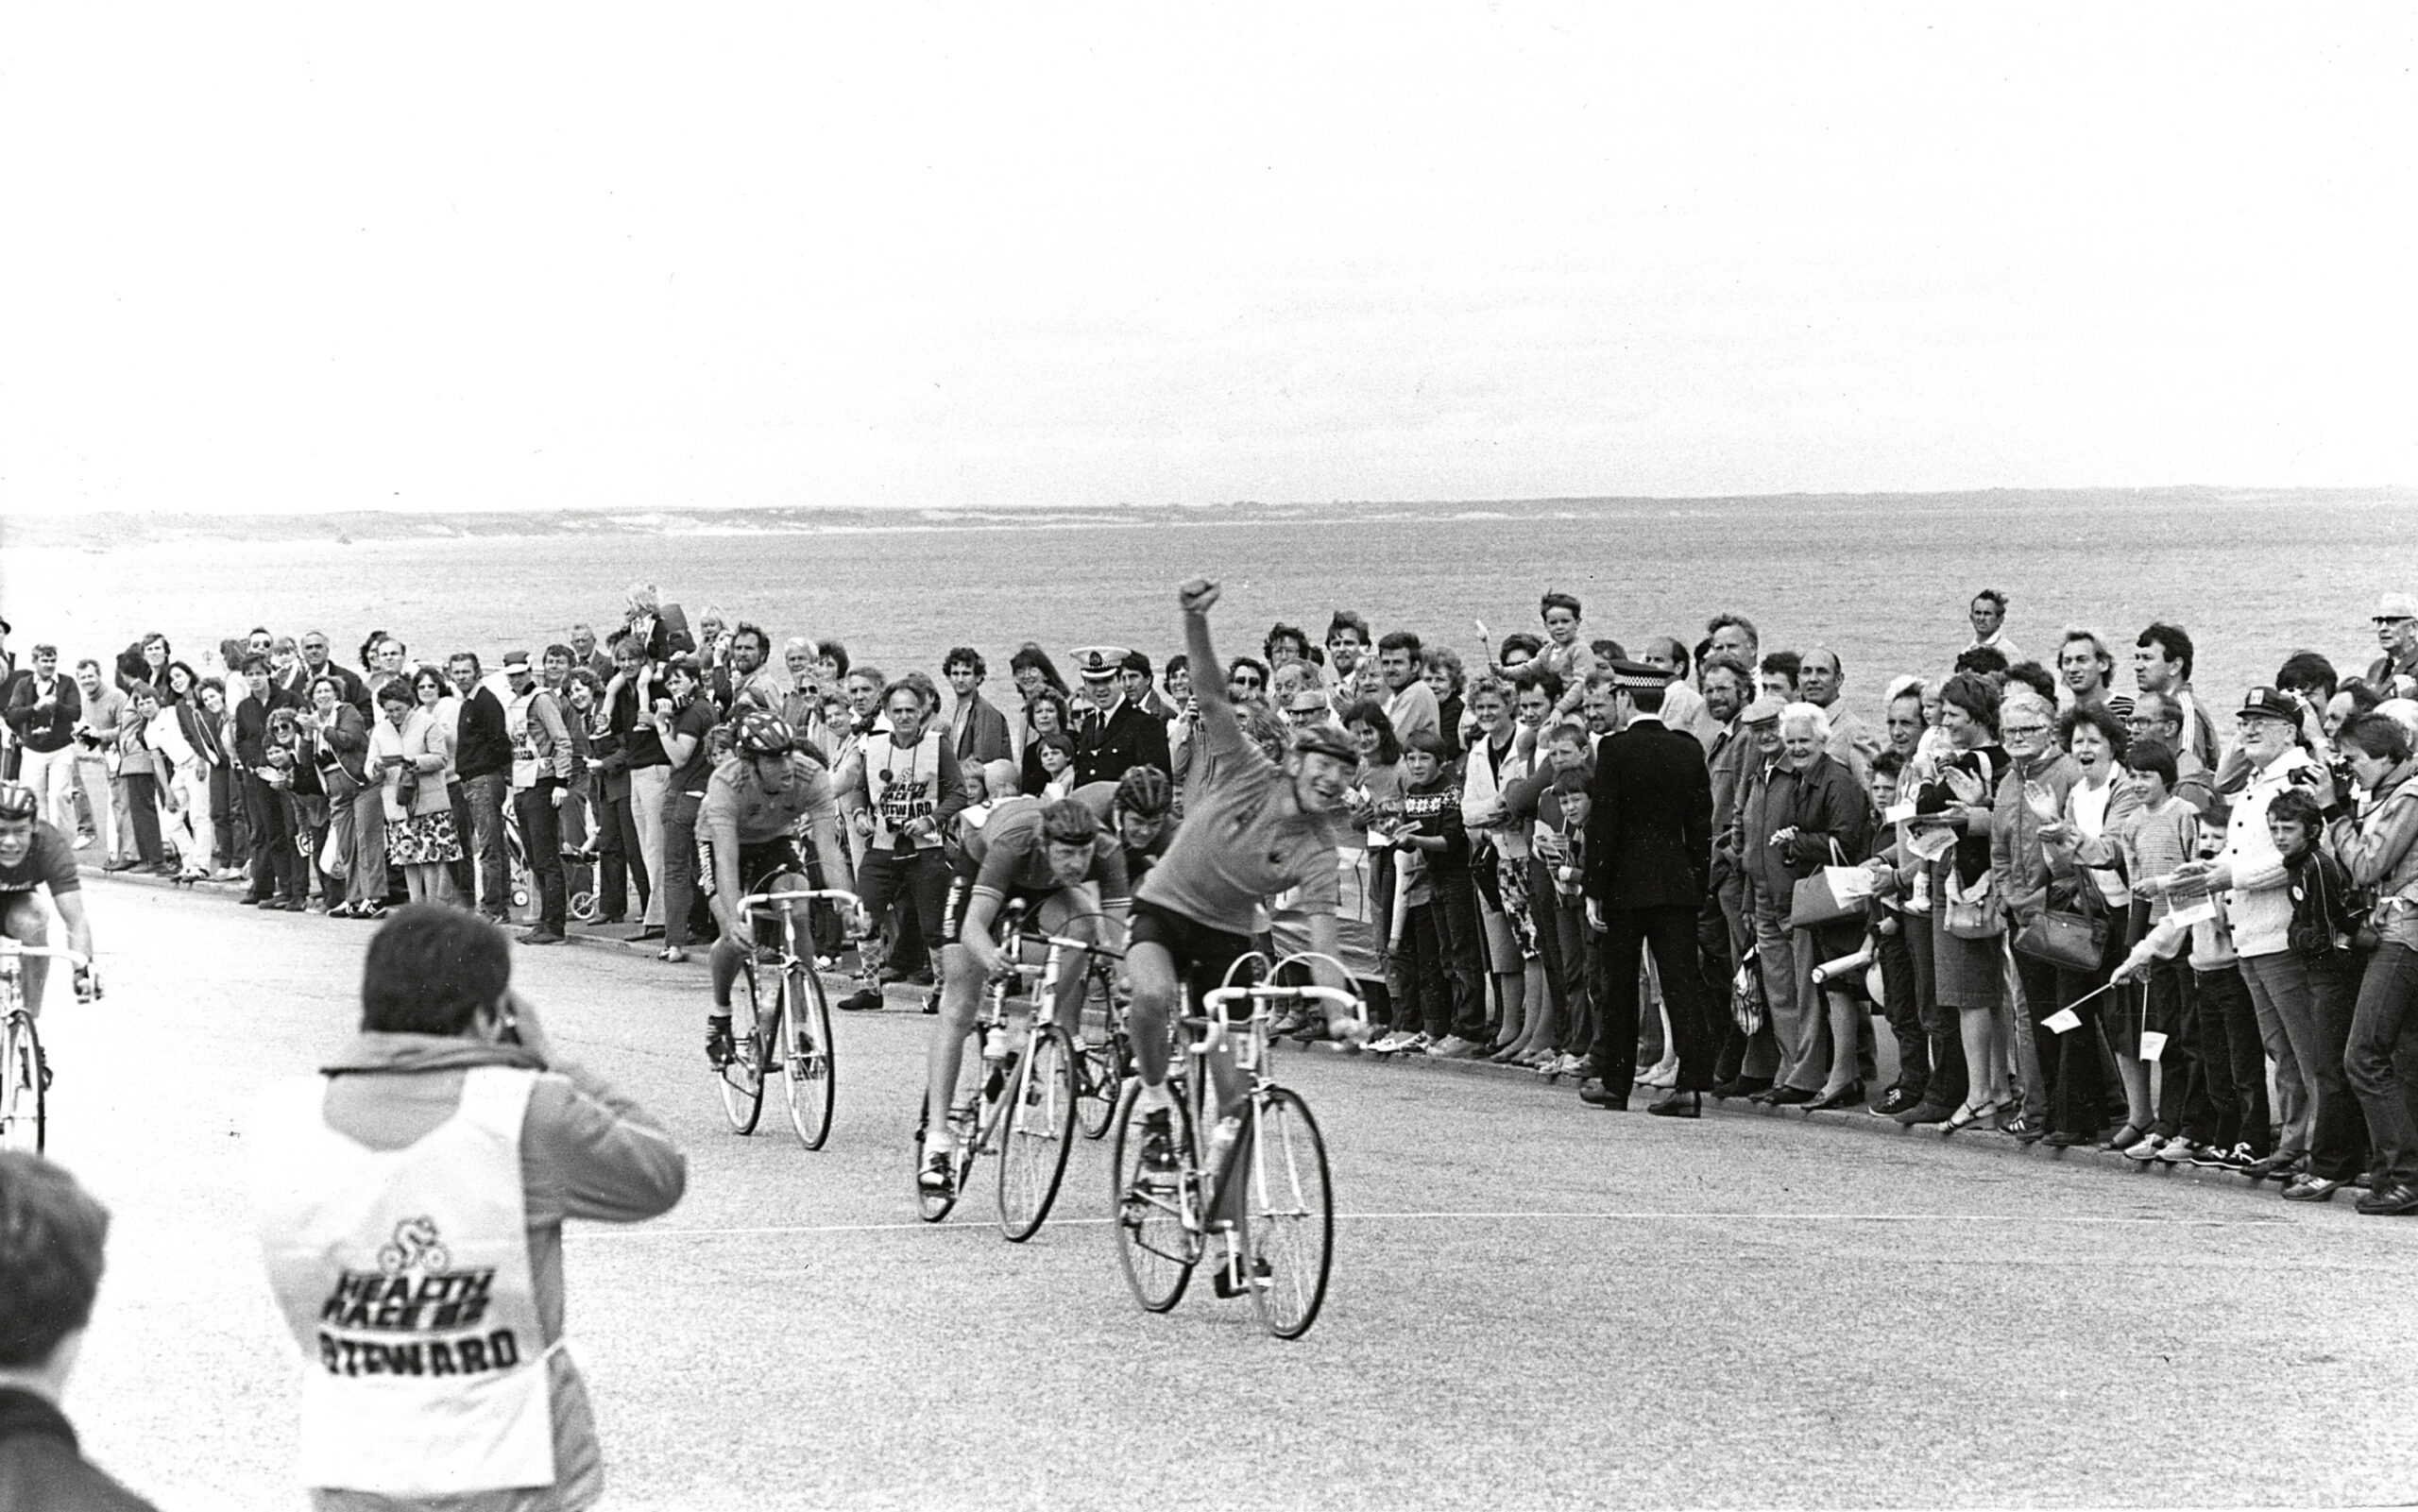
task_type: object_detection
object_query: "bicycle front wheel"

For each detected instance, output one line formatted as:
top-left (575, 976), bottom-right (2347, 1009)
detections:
top-left (997, 1025), bottom-right (1077, 1242)
top-left (1, 1011), bottom-right (43, 1154)
top-left (1075, 1029), bottom-right (1129, 1142)
top-left (779, 965), bottom-right (836, 1149)
top-left (718, 966), bottom-right (766, 1135)
top-left (1109, 1079), bottom-right (1200, 1312)
top-left (1242, 1087), bottom-right (1333, 1339)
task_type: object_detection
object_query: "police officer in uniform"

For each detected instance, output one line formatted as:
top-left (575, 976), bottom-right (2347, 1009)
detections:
top-left (1578, 661), bottom-right (1718, 1117)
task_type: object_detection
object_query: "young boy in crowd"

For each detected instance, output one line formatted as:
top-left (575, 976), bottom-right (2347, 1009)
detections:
top-left (1389, 730), bottom-right (1487, 1057)
top-left (2264, 787), bottom-right (2371, 1200)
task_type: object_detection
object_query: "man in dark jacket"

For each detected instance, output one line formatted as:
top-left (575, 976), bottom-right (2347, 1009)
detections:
top-left (1580, 662), bottom-right (1716, 1114)
top-left (0, 1151), bottom-right (163, 1511)
top-left (450, 652), bottom-right (514, 923)
top-left (231, 654), bottom-right (307, 908)
top-left (1068, 647), bottom-right (1172, 789)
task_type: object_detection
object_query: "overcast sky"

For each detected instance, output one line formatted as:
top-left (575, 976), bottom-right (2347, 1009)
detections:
top-left (5, 5), bottom-right (2413, 517)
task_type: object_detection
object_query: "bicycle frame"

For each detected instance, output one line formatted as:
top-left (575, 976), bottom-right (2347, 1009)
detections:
top-left (1184, 981), bottom-right (1358, 1205)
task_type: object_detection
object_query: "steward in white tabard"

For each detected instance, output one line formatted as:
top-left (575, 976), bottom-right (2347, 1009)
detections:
top-left (250, 905), bottom-right (686, 1512)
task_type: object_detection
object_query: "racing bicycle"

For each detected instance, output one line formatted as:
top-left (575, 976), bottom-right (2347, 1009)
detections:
top-left (1, 941), bottom-right (91, 1154)
top-left (1072, 946), bottom-right (1131, 1141)
top-left (716, 886), bottom-right (858, 1148)
top-left (1110, 969), bottom-right (1360, 1339)
top-left (914, 903), bottom-right (1083, 1240)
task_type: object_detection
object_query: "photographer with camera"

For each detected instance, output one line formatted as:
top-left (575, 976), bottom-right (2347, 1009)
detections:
top-left (250, 905), bottom-right (686, 1510)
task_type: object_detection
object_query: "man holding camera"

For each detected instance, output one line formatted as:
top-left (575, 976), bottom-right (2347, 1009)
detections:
top-left (251, 905), bottom-right (686, 1510)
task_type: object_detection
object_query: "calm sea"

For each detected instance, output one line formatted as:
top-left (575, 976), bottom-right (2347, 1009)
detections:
top-left (12, 492), bottom-right (2407, 728)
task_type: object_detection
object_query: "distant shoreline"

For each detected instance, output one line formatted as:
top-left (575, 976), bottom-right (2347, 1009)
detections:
top-left (4, 484), bottom-right (2408, 552)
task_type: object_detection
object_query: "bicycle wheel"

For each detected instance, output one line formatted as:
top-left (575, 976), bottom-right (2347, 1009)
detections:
top-left (1, 1012), bottom-right (43, 1154)
top-left (1075, 1028), bottom-right (1130, 1142)
top-left (1110, 1079), bottom-right (1200, 1312)
top-left (779, 964), bottom-right (836, 1149)
top-left (718, 965), bottom-right (766, 1135)
top-left (997, 1025), bottom-right (1077, 1242)
top-left (1241, 1087), bottom-right (1333, 1339)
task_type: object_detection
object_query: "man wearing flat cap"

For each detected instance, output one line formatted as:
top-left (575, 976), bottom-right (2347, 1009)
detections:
top-left (1576, 660), bottom-right (1717, 1116)
top-left (1069, 645), bottom-right (1170, 789)
top-left (2368, 593), bottom-right (2418, 695)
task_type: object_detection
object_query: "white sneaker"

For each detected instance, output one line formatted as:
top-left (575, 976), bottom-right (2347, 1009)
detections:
top-left (1429, 1035), bottom-right (1483, 1060)
top-left (2122, 1133), bottom-right (2167, 1163)
top-left (2153, 1138), bottom-right (2197, 1164)
top-left (1553, 1053), bottom-right (1588, 1078)
top-left (1369, 1031), bottom-right (1409, 1055)
top-left (1399, 1033), bottom-right (1434, 1056)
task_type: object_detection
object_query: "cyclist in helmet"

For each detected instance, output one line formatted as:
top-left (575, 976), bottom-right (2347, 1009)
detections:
top-left (699, 711), bottom-right (860, 1067)
top-left (1125, 581), bottom-right (1363, 1191)
top-left (1072, 762), bottom-right (1178, 887)
top-left (0, 779), bottom-right (100, 1012)
top-left (917, 793), bottom-right (1131, 1196)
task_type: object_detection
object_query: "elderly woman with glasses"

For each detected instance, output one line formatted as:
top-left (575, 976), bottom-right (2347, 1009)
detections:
top-left (1989, 686), bottom-right (2084, 1144)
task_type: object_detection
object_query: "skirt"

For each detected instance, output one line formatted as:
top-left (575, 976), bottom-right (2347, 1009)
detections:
top-left (387, 809), bottom-right (463, 866)
top-left (1932, 922), bottom-right (2005, 1011)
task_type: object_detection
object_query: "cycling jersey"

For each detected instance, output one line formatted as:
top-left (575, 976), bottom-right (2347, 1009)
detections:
top-left (0, 822), bottom-right (79, 898)
top-left (959, 796), bottom-right (1130, 909)
top-left (699, 753), bottom-right (840, 848)
top-left (1132, 701), bottom-right (1339, 936)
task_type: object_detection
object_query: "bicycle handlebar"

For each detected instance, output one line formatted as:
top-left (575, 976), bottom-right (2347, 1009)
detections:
top-left (0, 941), bottom-right (89, 969)
top-left (1201, 984), bottom-right (1363, 1020)
top-left (738, 888), bottom-right (861, 911)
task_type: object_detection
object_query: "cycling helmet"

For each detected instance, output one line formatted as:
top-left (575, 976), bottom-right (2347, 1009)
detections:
top-left (1040, 798), bottom-right (1100, 845)
top-left (1113, 764), bottom-right (1173, 821)
top-left (0, 781), bottom-right (37, 822)
top-left (1287, 721), bottom-right (1358, 764)
top-left (730, 708), bottom-right (794, 756)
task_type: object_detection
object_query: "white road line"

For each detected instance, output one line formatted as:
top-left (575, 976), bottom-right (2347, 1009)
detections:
top-left (569, 1208), bottom-right (2286, 1241)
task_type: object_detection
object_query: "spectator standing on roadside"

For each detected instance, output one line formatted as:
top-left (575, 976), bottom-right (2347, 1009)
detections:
top-left (503, 653), bottom-right (573, 945)
top-left (233, 654), bottom-right (307, 909)
top-left (112, 685), bottom-right (170, 875)
top-left (70, 662), bottom-right (126, 863)
top-left (943, 647), bottom-right (1013, 766)
top-left (2134, 622), bottom-right (2221, 771)
top-left (250, 907), bottom-right (686, 1512)
top-left (374, 679), bottom-right (459, 906)
top-left (1967, 588), bottom-right (2022, 665)
top-left (296, 631), bottom-right (371, 715)
top-left (308, 674), bottom-right (383, 918)
top-left (1377, 632), bottom-right (1439, 748)
top-left (570, 622), bottom-right (611, 682)
top-left (0, 1151), bottom-right (163, 1512)
top-left (2369, 593), bottom-right (2418, 694)
top-left (450, 653), bottom-right (513, 926)
top-left (1796, 647), bottom-right (1878, 786)
top-left (838, 681), bottom-right (965, 1011)
top-left (2322, 712), bottom-right (2418, 1212)
top-left (651, 656), bottom-right (719, 963)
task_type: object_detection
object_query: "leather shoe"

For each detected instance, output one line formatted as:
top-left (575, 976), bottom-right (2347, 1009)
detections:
top-left (1762, 1084), bottom-right (1816, 1106)
top-left (2355, 1181), bottom-right (2418, 1215)
top-left (1807, 1082), bottom-right (1865, 1112)
top-left (1711, 1076), bottom-right (1770, 1101)
top-left (1645, 1091), bottom-right (1700, 1119)
top-left (1896, 1098), bottom-right (1958, 1127)
top-left (1575, 1079), bottom-right (1628, 1112)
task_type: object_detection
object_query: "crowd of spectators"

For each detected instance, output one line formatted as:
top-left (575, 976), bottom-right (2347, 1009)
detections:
top-left (10, 579), bottom-right (2418, 1214)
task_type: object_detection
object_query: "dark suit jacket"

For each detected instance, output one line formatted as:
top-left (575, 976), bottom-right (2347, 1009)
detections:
top-left (1583, 716), bottom-right (1712, 911)
top-left (1073, 697), bottom-right (1172, 789)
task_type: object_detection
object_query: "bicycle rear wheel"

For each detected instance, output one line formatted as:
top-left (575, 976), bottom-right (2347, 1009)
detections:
top-left (1075, 1028), bottom-right (1129, 1141)
top-left (1241, 1087), bottom-right (1333, 1339)
top-left (779, 964), bottom-right (836, 1149)
top-left (1, 1011), bottom-right (43, 1154)
top-left (718, 965), bottom-right (766, 1135)
top-left (997, 1025), bottom-right (1077, 1242)
top-left (1110, 1079), bottom-right (1200, 1312)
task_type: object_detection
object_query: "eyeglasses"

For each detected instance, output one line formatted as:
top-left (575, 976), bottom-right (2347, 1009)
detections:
top-left (1232, 676), bottom-right (1264, 689)
top-left (2002, 723), bottom-right (2049, 738)
top-left (2375, 617), bottom-right (2413, 627)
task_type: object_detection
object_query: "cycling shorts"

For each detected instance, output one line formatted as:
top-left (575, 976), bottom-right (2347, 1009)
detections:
top-left (1128, 898), bottom-right (1259, 1013)
top-left (698, 835), bottom-right (807, 908)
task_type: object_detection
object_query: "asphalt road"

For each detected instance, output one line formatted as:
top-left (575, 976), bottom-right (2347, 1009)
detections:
top-left (37, 878), bottom-right (2418, 1509)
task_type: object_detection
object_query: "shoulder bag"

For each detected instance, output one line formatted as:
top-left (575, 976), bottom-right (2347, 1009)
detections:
top-left (1787, 839), bottom-right (1874, 930)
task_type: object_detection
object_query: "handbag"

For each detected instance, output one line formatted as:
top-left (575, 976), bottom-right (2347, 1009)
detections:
top-left (392, 765), bottom-right (420, 812)
top-left (1729, 961), bottom-right (1766, 1037)
top-left (1787, 840), bottom-right (1872, 930)
top-left (1941, 866), bottom-right (2002, 940)
top-left (2013, 908), bottom-right (2107, 972)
